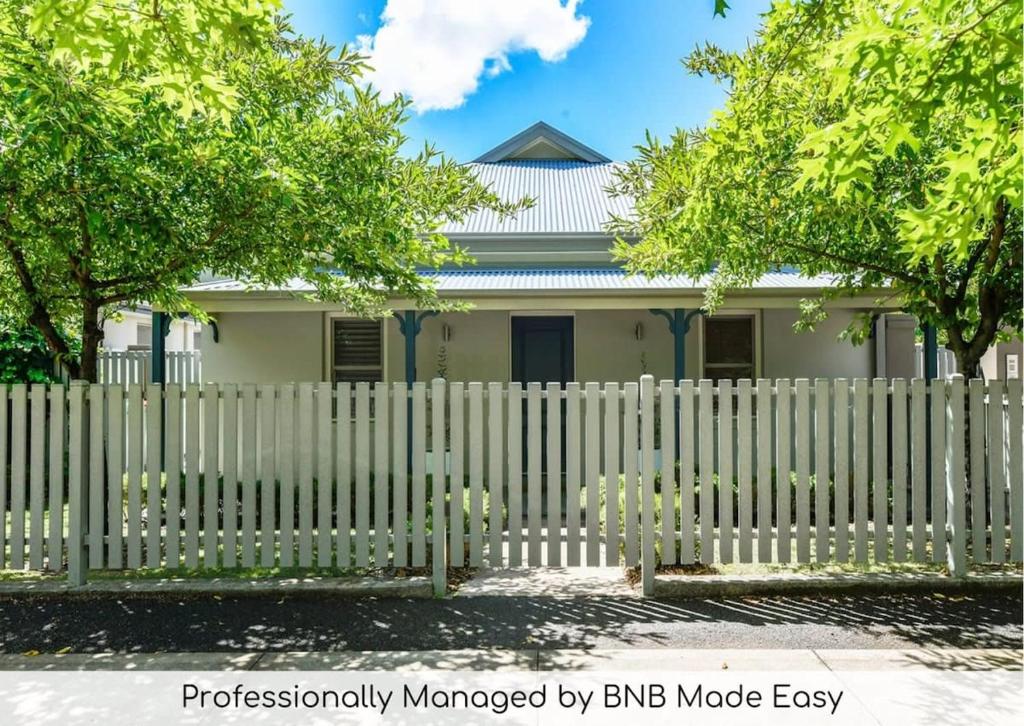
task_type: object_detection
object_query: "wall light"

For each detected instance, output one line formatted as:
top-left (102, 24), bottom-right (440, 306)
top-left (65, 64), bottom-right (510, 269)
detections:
top-left (442, 323), bottom-right (452, 342)
top-left (635, 322), bottom-right (644, 341)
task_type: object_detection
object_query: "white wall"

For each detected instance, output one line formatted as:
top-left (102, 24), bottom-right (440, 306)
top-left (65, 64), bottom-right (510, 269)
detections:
top-left (201, 311), bottom-right (324, 383)
top-left (762, 309), bottom-right (875, 379)
top-left (102, 310), bottom-right (200, 352)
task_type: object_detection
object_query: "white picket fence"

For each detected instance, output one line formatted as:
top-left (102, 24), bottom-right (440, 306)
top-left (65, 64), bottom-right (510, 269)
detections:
top-left (98, 350), bottom-right (201, 385)
top-left (914, 343), bottom-right (958, 380)
top-left (1, 377), bottom-right (1020, 596)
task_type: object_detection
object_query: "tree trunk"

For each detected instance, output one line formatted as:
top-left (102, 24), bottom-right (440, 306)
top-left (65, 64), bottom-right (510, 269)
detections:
top-left (952, 346), bottom-right (983, 381)
top-left (79, 300), bottom-right (103, 383)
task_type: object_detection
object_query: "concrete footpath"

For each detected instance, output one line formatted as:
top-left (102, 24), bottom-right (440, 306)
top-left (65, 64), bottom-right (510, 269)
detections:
top-left (0, 648), bottom-right (1019, 671)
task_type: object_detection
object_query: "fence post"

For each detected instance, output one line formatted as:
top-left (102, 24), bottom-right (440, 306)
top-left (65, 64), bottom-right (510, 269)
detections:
top-left (67, 381), bottom-right (88, 586)
top-left (640, 375), bottom-right (656, 597)
top-left (431, 378), bottom-right (448, 597)
top-left (946, 375), bottom-right (966, 577)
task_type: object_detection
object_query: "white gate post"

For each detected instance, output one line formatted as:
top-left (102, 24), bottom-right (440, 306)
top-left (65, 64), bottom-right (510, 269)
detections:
top-left (431, 378), bottom-right (448, 597)
top-left (640, 375), bottom-right (656, 596)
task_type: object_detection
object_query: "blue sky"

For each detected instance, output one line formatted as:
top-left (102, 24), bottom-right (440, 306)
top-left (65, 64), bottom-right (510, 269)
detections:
top-left (283, 0), bottom-right (771, 161)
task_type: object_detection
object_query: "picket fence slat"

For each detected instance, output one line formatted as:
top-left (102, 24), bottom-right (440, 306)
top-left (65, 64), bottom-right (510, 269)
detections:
top-left (659, 380), bottom-right (676, 565)
top-left (166, 384), bottom-right (182, 568)
top-left (126, 382), bottom-right (143, 569)
top-left (640, 376), bottom-right (656, 593)
top-left (354, 382), bottom-right (370, 568)
top-left (604, 382), bottom-right (620, 567)
top-left (737, 382), bottom-right (753, 565)
top-left (66, 385), bottom-right (85, 582)
top-left (259, 384), bottom-right (276, 567)
top-left (585, 382), bottom-right (601, 567)
top-left (299, 383), bottom-right (316, 568)
top-left (776, 379), bottom-right (791, 563)
top-left (911, 380), bottom-right (927, 560)
top-left (946, 377), bottom-right (966, 573)
top-left (931, 381), bottom-right (947, 563)
top-left (755, 379), bottom-right (772, 563)
top-left (737, 376), bottom-right (753, 565)
top-left (448, 382), bottom-right (463, 567)
top-left (316, 382), bottom-right (332, 568)
top-left (373, 382), bottom-right (388, 568)
top-left (834, 380), bottom-right (850, 562)
top-left (47, 385), bottom-right (65, 571)
top-left (698, 380), bottom-right (713, 565)
top-left (88, 385), bottom-right (104, 565)
top-left (546, 382), bottom-right (561, 567)
top-left (146, 383), bottom-right (164, 568)
top-left (468, 382), bottom-right (483, 567)
top-left (29, 385), bottom-right (45, 570)
top-left (185, 384), bottom-right (201, 568)
top-left (202, 384), bottom-right (219, 568)
top-left (969, 380), bottom-right (986, 562)
top-left (241, 384), bottom-right (256, 568)
top-left (565, 383), bottom-right (581, 566)
top-left (872, 379), bottom-right (888, 563)
top-left (107, 385), bottom-right (123, 565)
top-left (279, 384), bottom-right (295, 568)
top-left (490, 382), bottom-right (505, 567)
top-left (722, 379), bottom-right (738, 563)
top-left (988, 380), bottom-right (1005, 563)
top-left (814, 379), bottom-right (830, 563)
top-left (853, 380), bottom-right (869, 563)
top-left (891, 379), bottom-right (908, 562)
top-left (335, 383), bottom-right (351, 568)
top-left (431, 379), bottom-right (446, 593)
top-left (527, 383), bottom-right (543, 566)
top-left (677, 381), bottom-right (694, 565)
top-left (394, 382), bottom-right (410, 568)
top-left (412, 382), bottom-right (427, 567)
top-left (795, 379), bottom-right (811, 563)
top-left (506, 383), bottom-right (523, 567)
top-left (1009, 380), bottom-right (1024, 562)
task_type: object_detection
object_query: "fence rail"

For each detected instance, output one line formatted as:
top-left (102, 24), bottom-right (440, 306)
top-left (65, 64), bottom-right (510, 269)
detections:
top-left (1, 376), bottom-right (1020, 595)
top-left (97, 350), bottom-right (201, 385)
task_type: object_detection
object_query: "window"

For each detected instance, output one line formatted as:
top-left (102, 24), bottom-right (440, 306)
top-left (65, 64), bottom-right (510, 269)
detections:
top-left (703, 315), bottom-right (755, 382)
top-left (192, 330), bottom-right (201, 350)
top-left (331, 318), bottom-right (383, 383)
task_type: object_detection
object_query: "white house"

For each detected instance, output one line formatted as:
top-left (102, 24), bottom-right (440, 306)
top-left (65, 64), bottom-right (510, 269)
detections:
top-left (103, 305), bottom-right (200, 354)
top-left (181, 122), bottom-right (918, 386)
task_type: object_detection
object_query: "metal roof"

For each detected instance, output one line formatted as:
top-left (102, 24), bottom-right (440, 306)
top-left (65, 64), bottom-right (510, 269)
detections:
top-left (184, 268), bottom-right (837, 295)
top-left (441, 160), bottom-right (632, 237)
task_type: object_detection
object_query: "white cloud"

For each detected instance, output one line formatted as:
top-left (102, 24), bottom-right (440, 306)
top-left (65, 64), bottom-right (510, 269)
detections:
top-left (357, 0), bottom-right (590, 111)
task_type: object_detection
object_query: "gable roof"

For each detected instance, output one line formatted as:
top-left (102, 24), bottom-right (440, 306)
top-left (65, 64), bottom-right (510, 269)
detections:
top-left (474, 121), bottom-right (610, 163)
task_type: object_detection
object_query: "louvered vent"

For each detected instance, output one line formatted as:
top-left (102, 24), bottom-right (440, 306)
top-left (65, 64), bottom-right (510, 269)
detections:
top-left (332, 318), bottom-right (382, 383)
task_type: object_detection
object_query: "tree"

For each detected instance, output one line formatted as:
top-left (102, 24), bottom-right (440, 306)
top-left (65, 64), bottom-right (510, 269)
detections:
top-left (0, 9), bottom-right (524, 381)
top-left (609, 0), bottom-right (1022, 377)
top-left (21, 0), bottom-right (282, 122)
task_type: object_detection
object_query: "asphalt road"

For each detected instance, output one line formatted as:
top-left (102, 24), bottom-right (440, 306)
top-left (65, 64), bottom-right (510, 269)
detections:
top-left (1, 593), bottom-right (1020, 653)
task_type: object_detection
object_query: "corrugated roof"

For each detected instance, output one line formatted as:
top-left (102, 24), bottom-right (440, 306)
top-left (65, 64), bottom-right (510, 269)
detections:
top-left (184, 268), bottom-right (836, 294)
top-left (440, 161), bottom-right (632, 236)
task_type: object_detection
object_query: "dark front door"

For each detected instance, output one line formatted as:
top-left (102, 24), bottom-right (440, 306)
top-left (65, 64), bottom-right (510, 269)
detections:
top-left (511, 316), bottom-right (574, 384)
top-left (511, 316), bottom-right (573, 483)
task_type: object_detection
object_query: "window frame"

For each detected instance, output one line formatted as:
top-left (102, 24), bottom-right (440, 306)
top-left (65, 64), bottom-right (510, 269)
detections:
top-left (698, 311), bottom-right (761, 381)
top-left (323, 313), bottom-right (388, 384)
